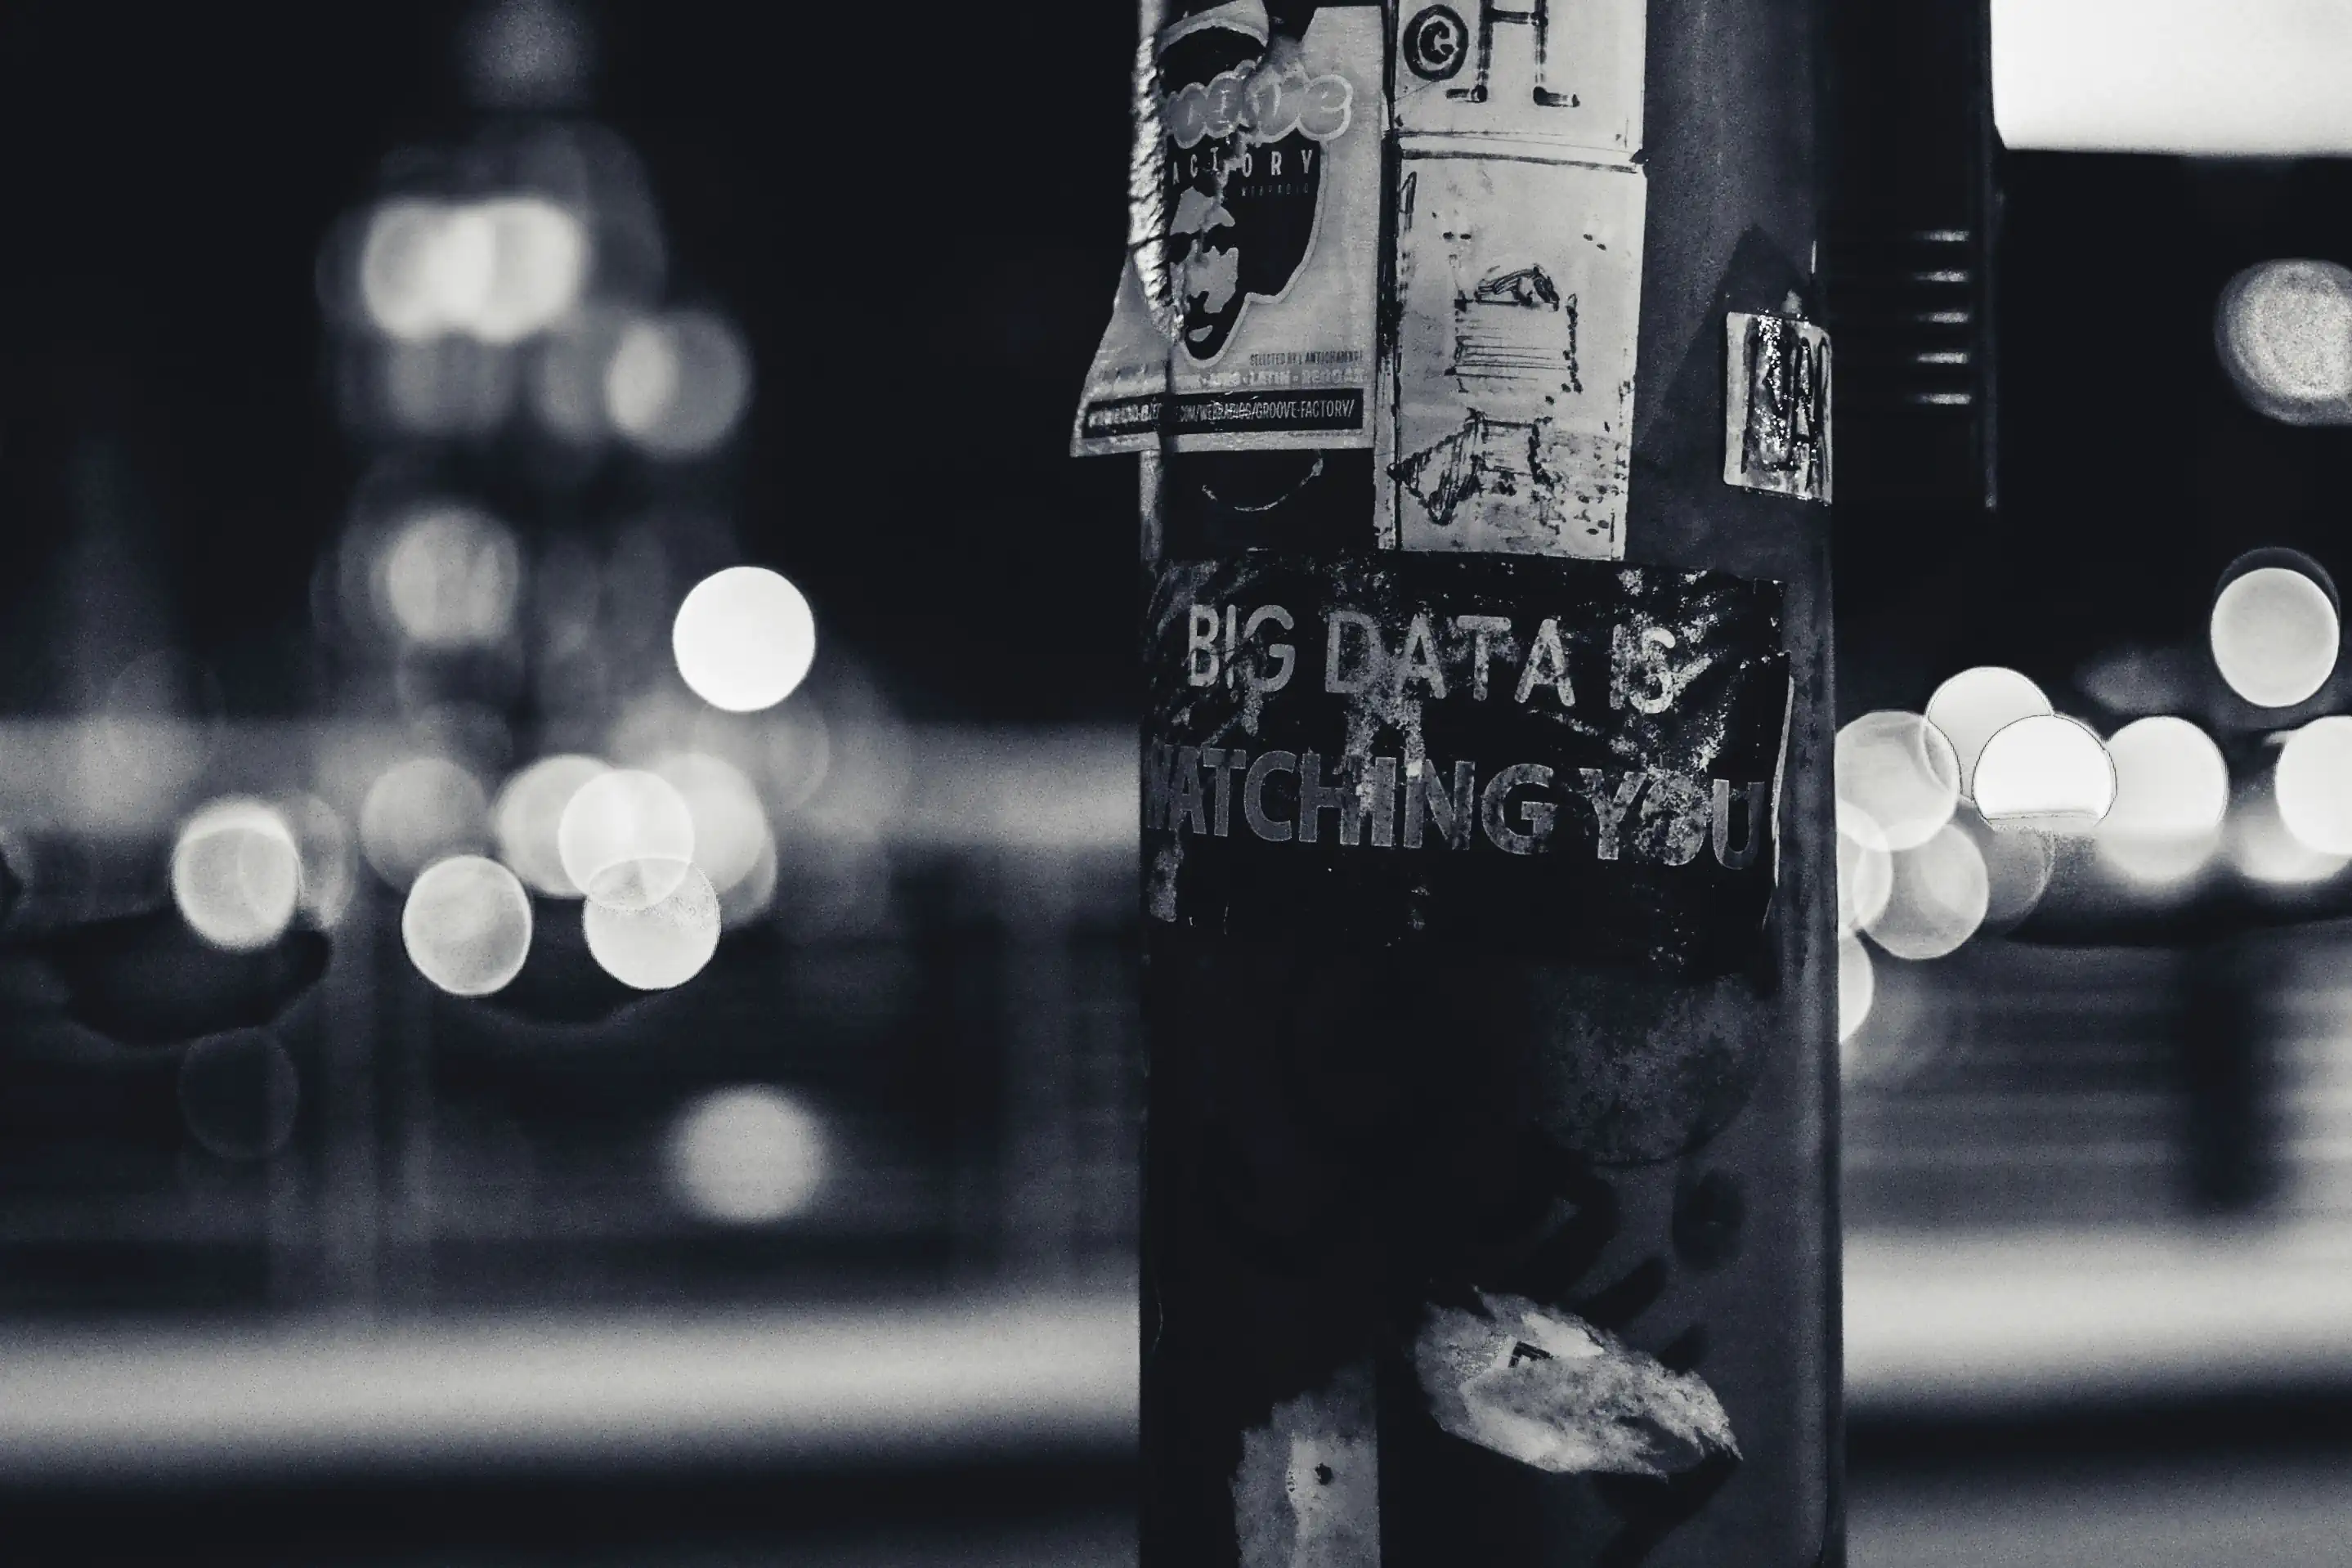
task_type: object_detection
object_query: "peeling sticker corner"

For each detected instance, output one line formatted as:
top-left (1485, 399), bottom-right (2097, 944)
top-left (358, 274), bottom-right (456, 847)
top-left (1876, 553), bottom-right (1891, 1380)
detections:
top-left (1233, 1361), bottom-right (1381, 1568)
top-left (1413, 1291), bottom-right (1737, 1477)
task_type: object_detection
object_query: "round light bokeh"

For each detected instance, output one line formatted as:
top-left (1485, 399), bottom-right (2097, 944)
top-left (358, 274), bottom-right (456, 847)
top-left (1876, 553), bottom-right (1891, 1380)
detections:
top-left (2229, 772), bottom-right (2350, 886)
top-left (665, 1085), bottom-right (827, 1225)
top-left (718, 824), bottom-right (779, 930)
top-left (2215, 258), bottom-right (2352, 422)
top-left (494, 754), bottom-right (611, 896)
top-left (402, 854), bottom-right (534, 997)
top-left (558, 768), bottom-right (696, 910)
top-left (1837, 933), bottom-right (1875, 1046)
top-left (1863, 822), bottom-right (1990, 961)
top-left (582, 862), bottom-right (720, 989)
top-left (1971, 715), bottom-right (2116, 832)
top-left (470, 195), bottom-right (589, 345)
top-left (1836, 803), bottom-right (1894, 937)
top-left (651, 752), bottom-right (770, 897)
top-left (2276, 715), bottom-right (2352, 856)
top-left (2211, 564), bottom-right (2340, 709)
top-left (603, 308), bottom-right (754, 458)
top-left (1925, 667), bottom-right (2052, 801)
top-left (1835, 711), bottom-right (1961, 852)
top-left (1952, 807), bottom-right (2055, 933)
top-left (177, 1029), bottom-right (300, 1162)
top-left (171, 799), bottom-right (302, 952)
top-left (379, 504), bottom-right (522, 648)
top-left (278, 793), bottom-right (357, 930)
top-left (2097, 717), bottom-right (2229, 885)
top-left (361, 757), bottom-right (493, 891)
top-left (672, 567), bottom-right (818, 714)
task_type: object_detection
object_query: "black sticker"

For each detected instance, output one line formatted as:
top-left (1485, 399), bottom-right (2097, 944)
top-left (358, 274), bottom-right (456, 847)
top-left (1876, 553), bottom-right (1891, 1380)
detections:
top-left (1143, 553), bottom-right (1788, 975)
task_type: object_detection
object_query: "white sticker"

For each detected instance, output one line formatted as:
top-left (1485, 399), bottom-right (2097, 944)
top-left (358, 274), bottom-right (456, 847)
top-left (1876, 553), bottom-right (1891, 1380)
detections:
top-left (1392, 0), bottom-right (1648, 163)
top-left (1382, 156), bottom-right (1646, 558)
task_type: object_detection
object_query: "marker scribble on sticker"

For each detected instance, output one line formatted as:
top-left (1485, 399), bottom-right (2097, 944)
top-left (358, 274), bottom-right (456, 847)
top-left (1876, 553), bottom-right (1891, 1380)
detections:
top-left (1232, 1362), bottom-right (1380, 1568)
top-left (1413, 1290), bottom-right (1738, 1476)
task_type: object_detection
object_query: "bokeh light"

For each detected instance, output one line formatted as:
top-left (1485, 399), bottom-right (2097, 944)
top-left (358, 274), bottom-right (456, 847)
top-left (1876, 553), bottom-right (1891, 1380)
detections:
top-left (381, 504), bottom-right (523, 647)
top-left (493, 754), bottom-right (610, 897)
top-left (664, 1085), bottom-right (827, 1225)
top-left (278, 793), bottom-right (357, 930)
top-left (2097, 716), bottom-right (2229, 885)
top-left (171, 799), bottom-right (302, 953)
top-left (672, 567), bottom-right (818, 714)
top-left (1971, 715), bottom-right (2116, 831)
top-left (1863, 822), bottom-right (1990, 961)
top-left (1835, 710), bottom-right (1961, 851)
top-left (402, 854), bottom-right (534, 997)
top-left (361, 757), bottom-right (493, 891)
top-left (1836, 803), bottom-right (1893, 937)
top-left (464, 0), bottom-right (594, 109)
top-left (1925, 667), bottom-right (2051, 800)
top-left (2216, 258), bottom-right (2352, 423)
top-left (2228, 770), bottom-right (2350, 886)
top-left (471, 196), bottom-right (589, 344)
top-left (651, 751), bottom-right (771, 897)
top-left (718, 824), bottom-right (778, 930)
top-left (177, 1029), bottom-right (299, 1162)
top-left (604, 308), bottom-right (753, 458)
top-left (1837, 932), bottom-right (1875, 1046)
top-left (1952, 807), bottom-right (2054, 932)
top-left (361, 200), bottom-right (499, 342)
top-left (2211, 562), bottom-right (2340, 708)
top-left (582, 862), bottom-right (719, 989)
top-left (558, 768), bottom-right (695, 910)
top-left (2276, 715), bottom-right (2352, 854)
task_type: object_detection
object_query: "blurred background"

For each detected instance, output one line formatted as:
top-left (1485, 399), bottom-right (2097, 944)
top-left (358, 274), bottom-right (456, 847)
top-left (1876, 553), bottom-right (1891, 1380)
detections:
top-left (1, 0), bottom-right (2350, 1562)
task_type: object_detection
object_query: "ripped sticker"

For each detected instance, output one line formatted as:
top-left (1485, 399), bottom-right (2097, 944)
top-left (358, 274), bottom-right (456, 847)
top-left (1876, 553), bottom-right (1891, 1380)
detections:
top-left (1723, 311), bottom-right (1833, 503)
top-left (1414, 1291), bottom-right (1738, 1477)
top-left (1073, 3), bottom-right (1385, 455)
top-left (1383, 156), bottom-right (1646, 558)
top-left (1232, 1362), bottom-right (1381, 1568)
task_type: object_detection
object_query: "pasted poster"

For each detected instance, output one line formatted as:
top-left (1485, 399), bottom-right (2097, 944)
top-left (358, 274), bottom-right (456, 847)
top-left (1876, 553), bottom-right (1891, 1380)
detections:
top-left (1143, 553), bottom-right (1788, 972)
top-left (1383, 158), bottom-right (1647, 559)
top-left (1072, 3), bottom-right (1383, 456)
top-left (1724, 311), bottom-right (1833, 504)
top-left (1391, 0), bottom-right (1648, 160)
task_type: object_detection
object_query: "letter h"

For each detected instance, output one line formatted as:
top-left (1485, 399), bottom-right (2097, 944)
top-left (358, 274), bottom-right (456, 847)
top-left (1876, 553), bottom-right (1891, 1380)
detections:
top-left (1451, 0), bottom-right (1573, 107)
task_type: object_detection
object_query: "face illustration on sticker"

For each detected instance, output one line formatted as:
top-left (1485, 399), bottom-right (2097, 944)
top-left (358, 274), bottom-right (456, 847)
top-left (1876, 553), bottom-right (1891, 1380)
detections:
top-left (1156, 1), bottom-right (1354, 365)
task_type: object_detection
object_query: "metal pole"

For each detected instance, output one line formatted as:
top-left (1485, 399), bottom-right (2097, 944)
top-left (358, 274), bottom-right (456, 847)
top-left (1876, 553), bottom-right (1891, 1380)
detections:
top-left (1084, 2), bottom-right (1838, 1561)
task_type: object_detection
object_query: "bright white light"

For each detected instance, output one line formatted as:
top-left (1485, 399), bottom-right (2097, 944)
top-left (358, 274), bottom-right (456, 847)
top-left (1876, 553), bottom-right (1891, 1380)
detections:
top-left (360, 200), bottom-right (498, 342)
top-left (1835, 711), bottom-right (1961, 852)
top-left (2276, 716), bottom-right (2352, 855)
top-left (604, 309), bottom-right (754, 458)
top-left (1837, 933), bottom-right (1875, 1045)
top-left (472, 197), bottom-right (589, 344)
top-left (665, 1085), bottom-right (827, 1224)
top-left (380, 504), bottom-right (522, 647)
top-left (652, 752), bottom-right (770, 896)
top-left (1925, 668), bottom-right (2051, 800)
top-left (558, 768), bottom-right (695, 910)
top-left (2212, 565), bottom-right (2340, 708)
top-left (2097, 717), bottom-right (2228, 885)
top-left (1864, 824), bottom-right (1990, 961)
top-left (494, 755), bottom-right (611, 897)
top-left (1992, 0), bottom-right (2352, 155)
top-left (279, 793), bottom-right (357, 930)
top-left (583, 862), bottom-right (719, 989)
top-left (172, 799), bottom-right (302, 952)
top-left (1837, 803), bottom-right (1893, 937)
top-left (401, 855), bottom-right (533, 997)
top-left (360, 758), bottom-right (492, 891)
top-left (2218, 261), bottom-right (2352, 423)
top-left (1972, 715), bottom-right (2116, 831)
top-left (672, 567), bottom-right (818, 714)
top-left (2230, 773), bottom-right (2350, 885)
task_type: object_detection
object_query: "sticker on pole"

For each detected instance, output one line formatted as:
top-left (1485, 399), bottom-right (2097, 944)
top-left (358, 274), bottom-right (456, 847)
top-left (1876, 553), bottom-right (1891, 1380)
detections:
top-left (1382, 158), bottom-right (1646, 558)
top-left (1072, 3), bottom-right (1384, 456)
top-left (1391, 0), bottom-right (1647, 162)
top-left (1143, 553), bottom-right (1789, 975)
top-left (1724, 311), bottom-right (1833, 503)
